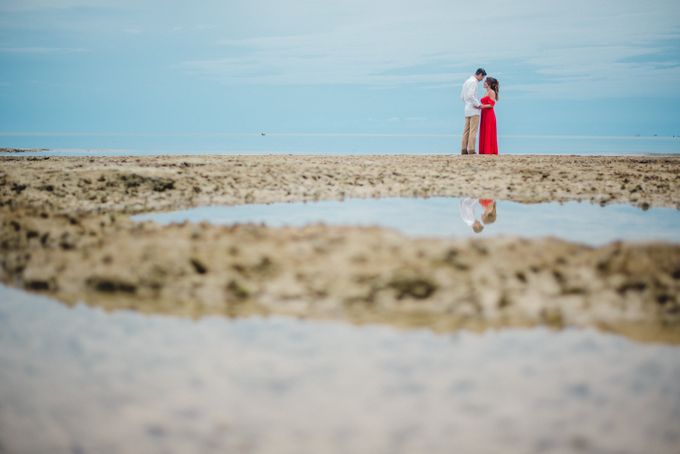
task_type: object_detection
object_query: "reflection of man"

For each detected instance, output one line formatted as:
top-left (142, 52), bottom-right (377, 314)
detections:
top-left (459, 197), bottom-right (483, 233)
top-left (459, 68), bottom-right (487, 155)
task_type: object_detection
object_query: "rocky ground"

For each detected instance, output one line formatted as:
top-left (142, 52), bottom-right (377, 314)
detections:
top-left (1, 155), bottom-right (679, 342)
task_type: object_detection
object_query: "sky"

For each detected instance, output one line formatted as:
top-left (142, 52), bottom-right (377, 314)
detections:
top-left (0, 0), bottom-right (679, 137)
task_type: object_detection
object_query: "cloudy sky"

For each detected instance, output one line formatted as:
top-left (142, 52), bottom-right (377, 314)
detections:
top-left (1, 0), bottom-right (679, 136)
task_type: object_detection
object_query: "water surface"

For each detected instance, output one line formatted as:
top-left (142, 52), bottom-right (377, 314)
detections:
top-left (1, 133), bottom-right (679, 156)
top-left (133, 197), bottom-right (680, 246)
top-left (0, 285), bottom-right (679, 453)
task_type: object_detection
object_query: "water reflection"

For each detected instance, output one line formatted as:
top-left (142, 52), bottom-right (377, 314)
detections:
top-left (133, 197), bottom-right (680, 246)
top-left (459, 198), bottom-right (497, 234)
top-left (481, 199), bottom-right (497, 225)
top-left (1, 285), bottom-right (679, 453)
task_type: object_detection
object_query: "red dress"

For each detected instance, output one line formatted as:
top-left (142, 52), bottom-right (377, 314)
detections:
top-left (479, 198), bottom-right (494, 208)
top-left (478, 95), bottom-right (498, 154)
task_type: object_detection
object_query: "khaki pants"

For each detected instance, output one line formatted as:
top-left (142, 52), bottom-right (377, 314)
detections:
top-left (461, 115), bottom-right (480, 154)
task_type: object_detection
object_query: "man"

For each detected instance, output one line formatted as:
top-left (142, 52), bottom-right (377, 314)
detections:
top-left (459, 68), bottom-right (486, 155)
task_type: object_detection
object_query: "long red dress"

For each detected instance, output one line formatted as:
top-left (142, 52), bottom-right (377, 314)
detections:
top-left (478, 95), bottom-right (498, 154)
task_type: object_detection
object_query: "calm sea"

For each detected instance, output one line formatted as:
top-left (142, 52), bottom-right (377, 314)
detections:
top-left (1, 132), bottom-right (679, 156)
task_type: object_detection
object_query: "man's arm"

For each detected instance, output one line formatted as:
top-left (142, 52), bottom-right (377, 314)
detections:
top-left (463, 81), bottom-right (481, 108)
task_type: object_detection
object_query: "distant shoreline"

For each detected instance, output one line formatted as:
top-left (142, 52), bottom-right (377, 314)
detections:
top-left (0, 147), bottom-right (48, 153)
top-left (1, 150), bottom-right (679, 158)
top-left (1, 133), bottom-right (679, 157)
top-left (0, 132), bottom-right (678, 138)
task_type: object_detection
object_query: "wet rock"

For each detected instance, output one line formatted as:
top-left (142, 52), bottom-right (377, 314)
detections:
top-left (119, 174), bottom-right (145, 188)
top-left (86, 276), bottom-right (137, 293)
top-left (656, 294), bottom-right (670, 305)
top-left (226, 279), bottom-right (250, 301)
top-left (117, 174), bottom-right (174, 192)
top-left (190, 258), bottom-right (208, 274)
top-left (541, 307), bottom-right (564, 327)
top-left (11, 183), bottom-right (27, 194)
top-left (59, 232), bottom-right (77, 250)
top-left (389, 277), bottom-right (437, 300)
top-left (25, 279), bottom-right (52, 291)
top-left (617, 281), bottom-right (647, 293)
top-left (152, 178), bottom-right (174, 192)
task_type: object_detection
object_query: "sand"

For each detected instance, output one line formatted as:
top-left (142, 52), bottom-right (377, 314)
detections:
top-left (1, 155), bottom-right (679, 342)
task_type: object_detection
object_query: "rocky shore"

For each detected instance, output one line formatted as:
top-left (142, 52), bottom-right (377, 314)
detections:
top-left (1, 155), bottom-right (679, 342)
top-left (0, 148), bottom-right (48, 153)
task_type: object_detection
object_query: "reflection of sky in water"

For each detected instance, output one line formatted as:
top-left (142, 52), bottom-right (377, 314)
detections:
top-left (133, 197), bottom-right (680, 246)
top-left (1, 134), bottom-right (679, 156)
top-left (1, 284), bottom-right (679, 453)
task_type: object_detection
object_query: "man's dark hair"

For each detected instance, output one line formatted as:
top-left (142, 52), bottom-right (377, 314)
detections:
top-left (476, 68), bottom-right (487, 77)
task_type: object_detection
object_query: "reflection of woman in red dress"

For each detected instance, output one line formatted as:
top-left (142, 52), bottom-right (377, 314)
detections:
top-left (479, 199), bottom-right (496, 224)
top-left (479, 77), bottom-right (499, 154)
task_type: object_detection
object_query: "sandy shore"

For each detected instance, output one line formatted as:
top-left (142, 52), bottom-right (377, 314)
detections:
top-left (1, 155), bottom-right (679, 342)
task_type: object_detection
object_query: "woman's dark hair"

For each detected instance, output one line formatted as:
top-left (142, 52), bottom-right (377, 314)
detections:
top-left (486, 77), bottom-right (500, 100)
top-left (475, 68), bottom-right (487, 77)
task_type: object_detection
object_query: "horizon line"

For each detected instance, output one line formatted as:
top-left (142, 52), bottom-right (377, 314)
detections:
top-left (0, 132), bottom-right (678, 139)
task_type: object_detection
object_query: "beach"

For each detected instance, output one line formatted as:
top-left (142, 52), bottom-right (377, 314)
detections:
top-left (1, 155), bottom-right (679, 343)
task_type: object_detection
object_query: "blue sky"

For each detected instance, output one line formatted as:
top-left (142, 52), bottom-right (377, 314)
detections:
top-left (1, 0), bottom-right (679, 136)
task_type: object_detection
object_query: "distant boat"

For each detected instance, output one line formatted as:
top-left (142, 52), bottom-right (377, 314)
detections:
top-left (260, 132), bottom-right (266, 136)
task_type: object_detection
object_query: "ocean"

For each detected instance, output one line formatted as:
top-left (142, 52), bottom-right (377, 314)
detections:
top-left (1, 132), bottom-right (679, 156)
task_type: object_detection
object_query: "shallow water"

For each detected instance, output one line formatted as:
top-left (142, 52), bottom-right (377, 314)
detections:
top-left (133, 197), bottom-right (680, 246)
top-left (1, 133), bottom-right (679, 156)
top-left (0, 284), bottom-right (679, 454)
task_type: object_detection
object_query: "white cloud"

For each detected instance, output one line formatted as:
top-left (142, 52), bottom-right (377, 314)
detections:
top-left (1, 0), bottom-right (678, 98)
top-left (180, 0), bottom-right (680, 97)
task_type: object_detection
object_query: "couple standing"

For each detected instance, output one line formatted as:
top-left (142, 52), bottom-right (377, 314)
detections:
top-left (460, 68), bottom-right (499, 155)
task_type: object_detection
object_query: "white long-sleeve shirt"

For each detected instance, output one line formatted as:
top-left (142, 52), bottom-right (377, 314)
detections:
top-left (459, 197), bottom-right (479, 227)
top-left (460, 75), bottom-right (481, 117)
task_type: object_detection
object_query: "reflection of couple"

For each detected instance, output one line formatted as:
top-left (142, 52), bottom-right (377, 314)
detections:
top-left (460, 68), bottom-right (499, 155)
top-left (459, 198), bottom-right (496, 233)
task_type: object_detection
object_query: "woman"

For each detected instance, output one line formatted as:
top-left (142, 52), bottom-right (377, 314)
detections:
top-left (478, 77), bottom-right (499, 155)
